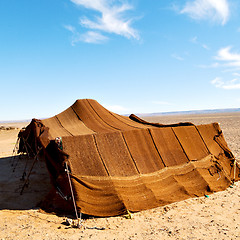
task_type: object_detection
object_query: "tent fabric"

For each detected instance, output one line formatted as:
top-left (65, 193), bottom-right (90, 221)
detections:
top-left (18, 99), bottom-right (239, 217)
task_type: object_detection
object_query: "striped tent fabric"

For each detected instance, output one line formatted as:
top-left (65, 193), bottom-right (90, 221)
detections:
top-left (18, 99), bottom-right (239, 216)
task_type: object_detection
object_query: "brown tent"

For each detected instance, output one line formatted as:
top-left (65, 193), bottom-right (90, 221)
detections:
top-left (18, 99), bottom-right (239, 217)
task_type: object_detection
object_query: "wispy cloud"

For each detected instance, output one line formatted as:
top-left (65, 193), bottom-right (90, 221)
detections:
top-left (64, 25), bottom-right (76, 33)
top-left (171, 53), bottom-right (184, 61)
top-left (211, 76), bottom-right (240, 89)
top-left (64, 25), bottom-right (108, 44)
top-left (233, 72), bottom-right (240, 77)
top-left (215, 46), bottom-right (240, 66)
top-left (66, 0), bottom-right (139, 44)
top-left (190, 36), bottom-right (210, 50)
top-left (80, 31), bottom-right (108, 44)
top-left (180, 0), bottom-right (230, 25)
top-left (210, 46), bottom-right (240, 90)
top-left (200, 46), bottom-right (240, 69)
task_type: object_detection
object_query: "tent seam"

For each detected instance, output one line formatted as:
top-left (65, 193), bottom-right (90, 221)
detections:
top-left (121, 132), bottom-right (140, 174)
top-left (106, 111), bottom-right (142, 130)
top-left (171, 127), bottom-right (190, 162)
top-left (55, 116), bottom-right (73, 136)
top-left (92, 134), bottom-right (110, 176)
top-left (194, 125), bottom-right (211, 155)
top-left (70, 106), bottom-right (96, 134)
top-left (148, 128), bottom-right (166, 168)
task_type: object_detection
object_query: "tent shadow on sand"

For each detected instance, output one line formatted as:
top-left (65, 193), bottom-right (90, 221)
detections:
top-left (0, 154), bottom-right (52, 211)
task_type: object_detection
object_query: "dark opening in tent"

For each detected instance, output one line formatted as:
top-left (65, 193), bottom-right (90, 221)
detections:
top-left (18, 99), bottom-right (240, 217)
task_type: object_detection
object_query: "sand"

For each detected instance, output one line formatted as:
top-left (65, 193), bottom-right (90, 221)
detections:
top-left (0, 113), bottom-right (240, 240)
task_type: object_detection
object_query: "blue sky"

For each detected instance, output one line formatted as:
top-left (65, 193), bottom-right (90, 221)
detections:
top-left (1, 0), bottom-right (240, 121)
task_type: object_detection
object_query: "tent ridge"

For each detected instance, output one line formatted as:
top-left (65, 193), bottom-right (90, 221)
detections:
top-left (86, 99), bottom-right (122, 132)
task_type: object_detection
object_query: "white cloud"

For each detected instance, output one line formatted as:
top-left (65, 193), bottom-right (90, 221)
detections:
top-left (211, 77), bottom-right (240, 89)
top-left (198, 47), bottom-right (240, 69)
top-left (64, 24), bottom-right (76, 33)
top-left (171, 54), bottom-right (184, 61)
top-left (210, 47), bottom-right (240, 90)
top-left (80, 31), bottom-right (108, 43)
top-left (200, 46), bottom-right (240, 69)
top-left (64, 25), bottom-right (108, 44)
top-left (180, 0), bottom-right (230, 25)
top-left (199, 46), bottom-right (240, 70)
top-left (211, 77), bottom-right (224, 87)
top-left (190, 36), bottom-right (198, 43)
top-left (68, 0), bottom-right (139, 44)
top-left (190, 36), bottom-right (210, 50)
top-left (215, 46), bottom-right (240, 66)
top-left (202, 44), bottom-right (210, 50)
top-left (64, 25), bottom-right (108, 45)
top-left (64, 24), bottom-right (79, 45)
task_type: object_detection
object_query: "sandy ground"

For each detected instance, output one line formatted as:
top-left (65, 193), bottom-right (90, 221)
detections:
top-left (0, 113), bottom-right (240, 240)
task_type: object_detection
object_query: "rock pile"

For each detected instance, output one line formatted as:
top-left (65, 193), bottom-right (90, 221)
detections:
top-left (0, 126), bottom-right (18, 130)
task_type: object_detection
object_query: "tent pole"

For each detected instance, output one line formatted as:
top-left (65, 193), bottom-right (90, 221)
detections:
top-left (21, 138), bottom-right (34, 180)
top-left (233, 159), bottom-right (236, 183)
top-left (20, 148), bottom-right (42, 195)
top-left (11, 137), bottom-right (20, 167)
top-left (65, 163), bottom-right (82, 228)
top-left (11, 137), bottom-right (22, 172)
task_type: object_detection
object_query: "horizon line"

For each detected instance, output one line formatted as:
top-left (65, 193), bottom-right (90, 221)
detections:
top-left (1, 107), bottom-right (240, 123)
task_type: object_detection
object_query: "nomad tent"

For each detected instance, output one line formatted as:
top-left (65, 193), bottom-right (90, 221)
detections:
top-left (18, 99), bottom-right (239, 217)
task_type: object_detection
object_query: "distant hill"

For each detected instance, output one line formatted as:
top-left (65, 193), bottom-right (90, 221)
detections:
top-left (0, 119), bottom-right (31, 124)
top-left (136, 108), bottom-right (240, 117)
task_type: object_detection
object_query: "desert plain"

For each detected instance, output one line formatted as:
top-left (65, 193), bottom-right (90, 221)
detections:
top-left (0, 112), bottom-right (240, 240)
